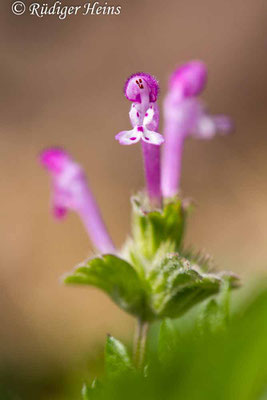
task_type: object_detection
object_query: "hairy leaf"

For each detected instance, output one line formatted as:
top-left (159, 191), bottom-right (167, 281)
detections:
top-left (149, 254), bottom-right (222, 319)
top-left (64, 255), bottom-right (147, 318)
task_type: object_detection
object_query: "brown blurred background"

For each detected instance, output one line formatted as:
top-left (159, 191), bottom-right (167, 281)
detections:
top-left (0, 0), bottom-right (267, 391)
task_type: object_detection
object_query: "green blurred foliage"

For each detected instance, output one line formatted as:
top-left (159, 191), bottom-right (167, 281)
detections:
top-left (89, 283), bottom-right (267, 400)
top-left (1, 283), bottom-right (267, 399)
top-left (0, 349), bottom-right (104, 400)
top-left (104, 335), bottom-right (133, 379)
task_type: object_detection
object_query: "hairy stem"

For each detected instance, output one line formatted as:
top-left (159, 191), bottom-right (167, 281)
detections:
top-left (133, 319), bottom-right (149, 369)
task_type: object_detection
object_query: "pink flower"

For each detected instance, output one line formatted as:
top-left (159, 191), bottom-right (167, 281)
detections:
top-left (161, 61), bottom-right (233, 198)
top-left (116, 73), bottom-right (164, 146)
top-left (115, 73), bottom-right (164, 208)
top-left (40, 148), bottom-right (115, 254)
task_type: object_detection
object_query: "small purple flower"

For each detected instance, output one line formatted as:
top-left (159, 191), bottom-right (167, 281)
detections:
top-left (161, 61), bottom-right (233, 198)
top-left (40, 148), bottom-right (115, 254)
top-left (116, 73), bottom-right (164, 146)
top-left (116, 73), bottom-right (164, 207)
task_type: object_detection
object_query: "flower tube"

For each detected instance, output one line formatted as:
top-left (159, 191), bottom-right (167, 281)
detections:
top-left (115, 73), bottom-right (164, 207)
top-left (161, 61), bottom-right (233, 198)
top-left (40, 148), bottom-right (115, 254)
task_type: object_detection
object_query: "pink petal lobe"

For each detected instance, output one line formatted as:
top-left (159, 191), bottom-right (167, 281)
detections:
top-left (142, 130), bottom-right (164, 146)
top-left (115, 130), bottom-right (141, 145)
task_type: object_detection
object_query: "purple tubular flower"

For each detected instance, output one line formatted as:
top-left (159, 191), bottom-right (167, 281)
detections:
top-left (161, 61), bottom-right (233, 198)
top-left (40, 148), bottom-right (115, 254)
top-left (115, 73), bottom-right (163, 207)
top-left (141, 104), bottom-right (162, 207)
top-left (142, 142), bottom-right (162, 208)
top-left (168, 60), bottom-right (207, 99)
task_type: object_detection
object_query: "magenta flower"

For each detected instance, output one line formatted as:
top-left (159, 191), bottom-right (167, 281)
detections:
top-left (40, 148), bottom-right (115, 254)
top-left (115, 73), bottom-right (164, 146)
top-left (161, 61), bottom-right (233, 198)
top-left (115, 73), bottom-right (164, 207)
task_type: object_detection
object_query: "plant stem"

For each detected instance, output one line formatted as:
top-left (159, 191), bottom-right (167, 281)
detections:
top-left (133, 319), bottom-right (149, 369)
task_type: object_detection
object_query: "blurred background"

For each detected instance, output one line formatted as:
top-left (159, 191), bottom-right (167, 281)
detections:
top-left (0, 0), bottom-right (267, 397)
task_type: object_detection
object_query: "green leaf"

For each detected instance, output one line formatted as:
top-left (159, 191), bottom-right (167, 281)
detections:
top-left (125, 240), bottom-right (148, 278)
top-left (197, 299), bottom-right (224, 334)
top-left (158, 319), bottom-right (180, 363)
top-left (197, 276), bottom-right (239, 334)
top-left (82, 379), bottom-right (101, 400)
top-left (149, 254), bottom-right (222, 319)
top-left (64, 254), bottom-right (147, 318)
top-left (82, 383), bottom-right (93, 400)
top-left (132, 196), bottom-right (186, 260)
top-left (105, 335), bottom-right (133, 379)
